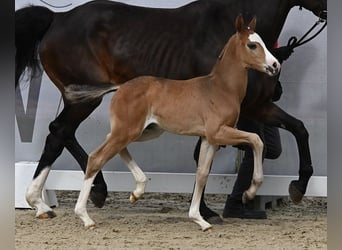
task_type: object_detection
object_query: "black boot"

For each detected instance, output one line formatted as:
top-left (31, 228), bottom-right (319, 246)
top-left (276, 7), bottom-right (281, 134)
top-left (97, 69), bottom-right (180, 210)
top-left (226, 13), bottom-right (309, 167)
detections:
top-left (222, 198), bottom-right (267, 219)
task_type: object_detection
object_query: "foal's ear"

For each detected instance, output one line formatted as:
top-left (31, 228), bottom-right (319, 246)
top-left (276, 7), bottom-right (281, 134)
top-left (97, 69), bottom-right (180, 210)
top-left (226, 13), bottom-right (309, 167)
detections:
top-left (235, 14), bottom-right (245, 33)
top-left (247, 16), bottom-right (257, 32)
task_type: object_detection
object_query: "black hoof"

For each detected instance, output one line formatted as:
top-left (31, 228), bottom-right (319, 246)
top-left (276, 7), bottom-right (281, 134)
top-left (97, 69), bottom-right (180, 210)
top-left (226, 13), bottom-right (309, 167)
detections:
top-left (201, 207), bottom-right (223, 224)
top-left (288, 180), bottom-right (304, 204)
top-left (90, 185), bottom-right (108, 208)
top-left (206, 215), bottom-right (224, 225)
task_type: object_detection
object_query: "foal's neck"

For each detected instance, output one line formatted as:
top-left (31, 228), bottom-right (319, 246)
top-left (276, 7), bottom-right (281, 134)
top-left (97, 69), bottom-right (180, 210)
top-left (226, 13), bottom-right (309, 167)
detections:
top-left (209, 36), bottom-right (248, 102)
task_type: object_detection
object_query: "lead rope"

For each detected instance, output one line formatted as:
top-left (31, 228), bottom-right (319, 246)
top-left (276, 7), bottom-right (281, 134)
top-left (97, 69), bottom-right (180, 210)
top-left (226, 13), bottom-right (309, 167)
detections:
top-left (287, 13), bottom-right (327, 50)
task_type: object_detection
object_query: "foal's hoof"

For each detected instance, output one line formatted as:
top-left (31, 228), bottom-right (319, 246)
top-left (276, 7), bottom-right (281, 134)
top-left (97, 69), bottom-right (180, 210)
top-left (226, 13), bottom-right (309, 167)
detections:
top-left (242, 191), bottom-right (252, 204)
top-left (201, 224), bottom-right (213, 232)
top-left (90, 186), bottom-right (108, 208)
top-left (288, 180), bottom-right (304, 204)
top-left (85, 224), bottom-right (96, 230)
top-left (37, 211), bottom-right (57, 219)
top-left (129, 192), bottom-right (138, 203)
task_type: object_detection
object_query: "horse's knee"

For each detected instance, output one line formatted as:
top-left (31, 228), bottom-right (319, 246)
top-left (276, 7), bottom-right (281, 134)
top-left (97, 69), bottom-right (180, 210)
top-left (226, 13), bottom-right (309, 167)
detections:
top-left (250, 133), bottom-right (263, 152)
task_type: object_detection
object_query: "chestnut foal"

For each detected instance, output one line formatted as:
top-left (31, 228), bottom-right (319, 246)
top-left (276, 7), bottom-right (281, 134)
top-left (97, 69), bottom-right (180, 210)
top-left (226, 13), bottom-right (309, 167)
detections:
top-left (74, 16), bottom-right (280, 231)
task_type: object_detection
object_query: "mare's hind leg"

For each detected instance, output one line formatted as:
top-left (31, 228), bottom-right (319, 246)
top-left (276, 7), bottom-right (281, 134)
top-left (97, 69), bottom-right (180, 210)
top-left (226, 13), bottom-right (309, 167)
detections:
top-left (119, 148), bottom-right (148, 203)
top-left (25, 133), bottom-right (63, 219)
top-left (261, 103), bottom-right (313, 203)
top-left (26, 100), bottom-right (107, 218)
top-left (58, 100), bottom-right (108, 208)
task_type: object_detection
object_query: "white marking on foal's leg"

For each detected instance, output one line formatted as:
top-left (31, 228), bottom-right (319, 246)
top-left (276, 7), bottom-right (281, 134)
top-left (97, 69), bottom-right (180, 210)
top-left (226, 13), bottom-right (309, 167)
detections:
top-left (189, 138), bottom-right (217, 231)
top-left (26, 167), bottom-right (56, 218)
top-left (75, 174), bottom-right (97, 229)
top-left (119, 148), bottom-right (148, 203)
top-left (242, 133), bottom-right (264, 203)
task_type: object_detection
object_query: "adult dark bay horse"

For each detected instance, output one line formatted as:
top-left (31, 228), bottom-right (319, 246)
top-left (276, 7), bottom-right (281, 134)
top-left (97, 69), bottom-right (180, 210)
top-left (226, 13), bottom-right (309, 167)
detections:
top-left (15, 0), bottom-right (327, 220)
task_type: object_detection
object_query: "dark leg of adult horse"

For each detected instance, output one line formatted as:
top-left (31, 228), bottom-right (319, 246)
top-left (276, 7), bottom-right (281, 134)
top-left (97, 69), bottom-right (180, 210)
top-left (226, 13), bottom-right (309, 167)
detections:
top-left (260, 103), bottom-right (313, 203)
top-left (64, 133), bottom-right (108, 208)
top-left (56, 100), bottom-right (108, 208)
top-left (26, 99), bottom-right (108, 218)
top-left (193, 138), bottom-right (223, 224)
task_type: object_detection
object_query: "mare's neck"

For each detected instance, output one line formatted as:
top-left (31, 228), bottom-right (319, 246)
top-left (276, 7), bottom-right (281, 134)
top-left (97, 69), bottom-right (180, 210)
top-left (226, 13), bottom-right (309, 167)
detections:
top-left (217, 0), bottom-right (294, 47)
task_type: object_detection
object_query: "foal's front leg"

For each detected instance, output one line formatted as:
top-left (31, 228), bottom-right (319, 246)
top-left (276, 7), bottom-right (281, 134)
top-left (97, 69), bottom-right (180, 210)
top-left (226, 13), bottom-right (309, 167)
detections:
top-left (189, 137), bottom-right (218, 231)
top-left (209, 125), bottom-right (264, 202)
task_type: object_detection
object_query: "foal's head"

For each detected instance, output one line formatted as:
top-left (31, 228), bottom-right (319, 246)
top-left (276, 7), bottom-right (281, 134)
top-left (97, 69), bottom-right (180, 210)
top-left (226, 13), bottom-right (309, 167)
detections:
top-left (231, 15), bottom-right (280, 77)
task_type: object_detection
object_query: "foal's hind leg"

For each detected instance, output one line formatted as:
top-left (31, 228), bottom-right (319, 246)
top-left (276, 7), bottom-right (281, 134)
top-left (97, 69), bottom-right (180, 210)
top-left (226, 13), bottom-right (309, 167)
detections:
top-left (75, 133), bottom-right (136, 228)
top-left (119, 148), bottom-right (148, 203)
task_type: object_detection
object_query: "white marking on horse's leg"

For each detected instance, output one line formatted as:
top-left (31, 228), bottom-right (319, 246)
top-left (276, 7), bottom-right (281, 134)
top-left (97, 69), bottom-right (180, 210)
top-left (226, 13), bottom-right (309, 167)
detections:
top-left (119, 148), bottom-right (147, 202)
top-left (25, 167), bottom-right (55, 218)
top-left (75, 174), bottom-right (97, 229)
top-left (189, 138), bottom-right (217, 231)
top-left (242, 133), bottom-right (264, 202)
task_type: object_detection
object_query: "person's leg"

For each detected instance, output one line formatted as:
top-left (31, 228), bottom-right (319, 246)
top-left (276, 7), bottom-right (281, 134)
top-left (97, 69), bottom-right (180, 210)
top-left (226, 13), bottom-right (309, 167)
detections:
top-left (263, 125), bottom-right (282, 160)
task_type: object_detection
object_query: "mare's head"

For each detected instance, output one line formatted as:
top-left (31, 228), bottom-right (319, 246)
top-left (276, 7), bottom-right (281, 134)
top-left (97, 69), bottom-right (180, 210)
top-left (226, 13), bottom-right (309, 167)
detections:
top-left (233, 15), bottom-right (280, 76)
top-left (299, 0), bottom-right (327, 20)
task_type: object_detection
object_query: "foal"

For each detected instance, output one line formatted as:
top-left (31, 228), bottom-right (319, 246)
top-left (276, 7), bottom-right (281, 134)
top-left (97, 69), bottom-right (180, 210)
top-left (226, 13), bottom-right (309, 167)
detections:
top-left (74, 16), bottom-right (280, 231)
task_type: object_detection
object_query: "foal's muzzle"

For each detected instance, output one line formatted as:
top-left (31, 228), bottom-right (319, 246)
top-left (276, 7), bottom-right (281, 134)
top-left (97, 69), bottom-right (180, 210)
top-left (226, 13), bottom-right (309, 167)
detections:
top-left (265, 61), bottom-right (280, 76)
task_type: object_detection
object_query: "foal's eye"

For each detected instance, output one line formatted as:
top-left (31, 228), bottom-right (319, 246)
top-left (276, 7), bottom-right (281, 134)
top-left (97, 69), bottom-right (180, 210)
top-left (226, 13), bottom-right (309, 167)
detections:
top-left (247, 43), bottom-right (257, 50)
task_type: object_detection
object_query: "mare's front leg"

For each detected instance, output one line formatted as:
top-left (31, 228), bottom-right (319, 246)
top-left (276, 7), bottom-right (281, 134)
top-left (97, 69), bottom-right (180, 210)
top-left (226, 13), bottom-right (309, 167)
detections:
top-left (189, 137), bottom-right (218, 231)
top-left (258, 103), bottom-right (313, 203)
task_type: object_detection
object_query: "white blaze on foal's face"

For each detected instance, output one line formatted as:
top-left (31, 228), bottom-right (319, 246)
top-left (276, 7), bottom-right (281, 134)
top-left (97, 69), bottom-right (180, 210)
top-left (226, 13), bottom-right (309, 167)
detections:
top-left (248, 32), bottom-right (280, 76)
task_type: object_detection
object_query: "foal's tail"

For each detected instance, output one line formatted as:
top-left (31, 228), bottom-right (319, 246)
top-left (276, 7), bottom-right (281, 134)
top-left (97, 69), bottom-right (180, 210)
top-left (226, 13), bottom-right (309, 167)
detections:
top-left (64, 84), bottom-right (120, 103)
top-left (15, 6), bottom-right (54, 88)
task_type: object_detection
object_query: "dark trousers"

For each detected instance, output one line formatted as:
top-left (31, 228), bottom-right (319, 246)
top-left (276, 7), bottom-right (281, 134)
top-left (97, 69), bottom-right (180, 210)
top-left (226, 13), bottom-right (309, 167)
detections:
top-left (227, 118), bottom-right (282, 205)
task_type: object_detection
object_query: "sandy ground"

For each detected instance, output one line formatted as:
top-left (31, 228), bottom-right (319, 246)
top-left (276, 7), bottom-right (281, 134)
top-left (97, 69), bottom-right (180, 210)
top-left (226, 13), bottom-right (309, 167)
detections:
top-left (15, 191), bottom-right (327, 250)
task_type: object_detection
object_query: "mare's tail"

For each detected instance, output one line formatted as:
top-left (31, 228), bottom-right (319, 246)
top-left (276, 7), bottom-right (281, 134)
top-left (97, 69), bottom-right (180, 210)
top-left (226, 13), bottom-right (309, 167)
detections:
top-left (15, 6), bottom-right (54, 88)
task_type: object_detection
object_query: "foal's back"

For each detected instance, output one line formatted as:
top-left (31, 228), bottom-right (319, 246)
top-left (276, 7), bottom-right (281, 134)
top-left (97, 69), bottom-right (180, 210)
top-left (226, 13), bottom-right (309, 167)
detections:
top-left (111, 75), bottom-right (214, 136)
